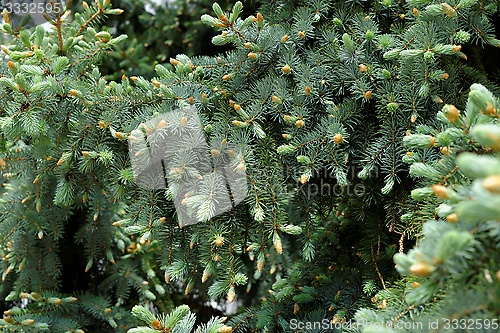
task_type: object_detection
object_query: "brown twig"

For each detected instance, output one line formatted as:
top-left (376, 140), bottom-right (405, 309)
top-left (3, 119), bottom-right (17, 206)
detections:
top-left (371, 244), bottom-right (386, 290)
top-left (76, 8), bottom-right (105, 36)
top-left (56, 13), bottom-right (63, 54)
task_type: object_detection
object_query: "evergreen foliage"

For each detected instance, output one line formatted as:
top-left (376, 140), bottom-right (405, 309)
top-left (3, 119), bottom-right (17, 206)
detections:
top-left (100, 0), bottom-right (258, 79)
top-left (353, 83), bottom-right (500, 332)
top-left (0, 0), bottom-right (498, 332)
top-left (128, 304), bottom-right (232, 333)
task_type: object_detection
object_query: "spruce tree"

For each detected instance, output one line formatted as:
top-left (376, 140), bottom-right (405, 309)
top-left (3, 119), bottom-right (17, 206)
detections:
top-left (353, 83), bottom-right (500, 333)
top-left (99, 0), bottom-right (258, 79)
top-left (0, 0), bottom-right (498, 332)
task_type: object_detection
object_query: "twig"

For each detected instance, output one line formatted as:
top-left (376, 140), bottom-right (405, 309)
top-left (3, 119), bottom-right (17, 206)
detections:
top-left (371, 244), bottom-right (386, 290)
top-left (77, 8), bottom-right (104, 36)
top-left (56, 13), bottom-right (63, 54)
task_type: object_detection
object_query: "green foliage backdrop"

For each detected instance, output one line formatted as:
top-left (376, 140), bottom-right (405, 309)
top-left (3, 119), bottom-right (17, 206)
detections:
top-left (100, 0), bottom-right (258, 79)
top-left (0, 0), bottom-right (498, 332)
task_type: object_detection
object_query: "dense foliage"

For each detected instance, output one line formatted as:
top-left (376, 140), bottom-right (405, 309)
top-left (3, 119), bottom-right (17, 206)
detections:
top-left (100, 0), bottom-right (258, 79)
top-left (0, 0), bottom-right (498, 332)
